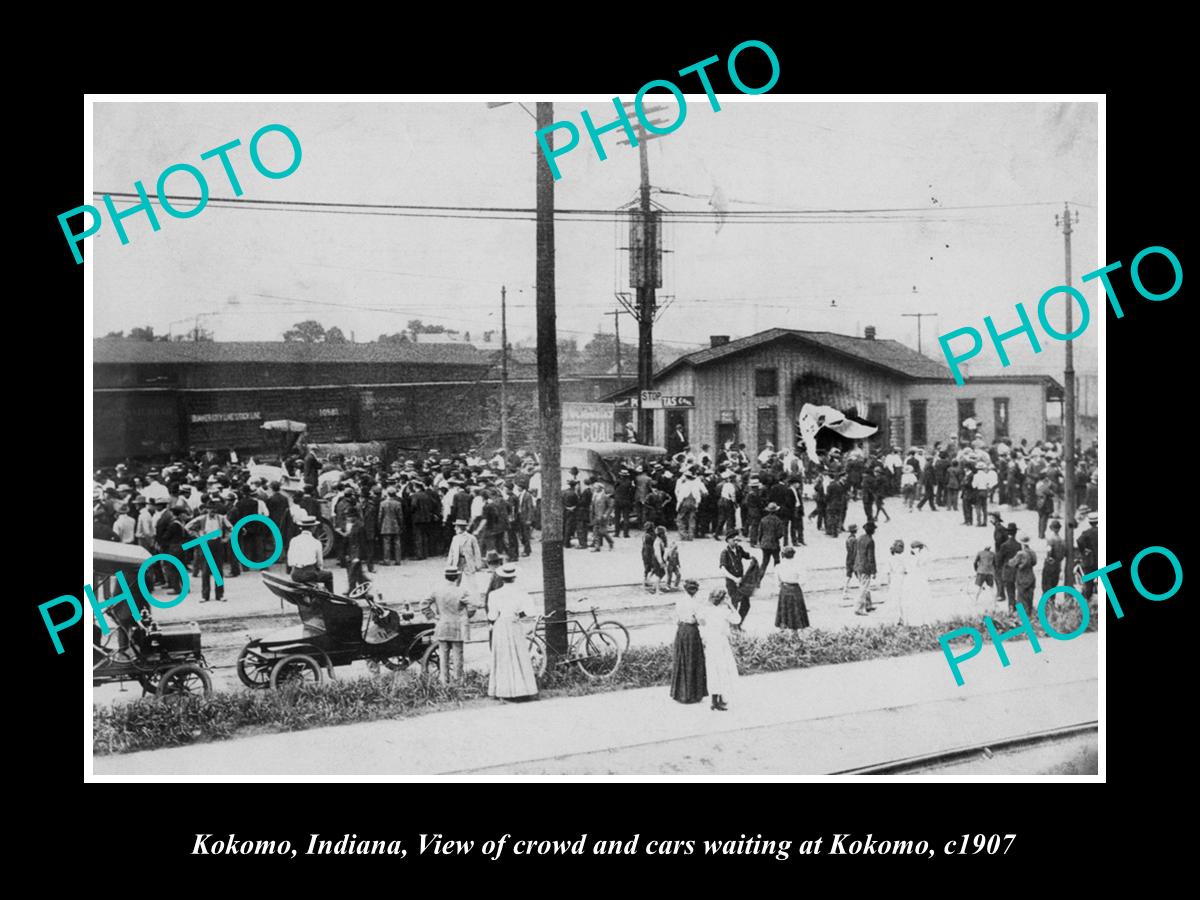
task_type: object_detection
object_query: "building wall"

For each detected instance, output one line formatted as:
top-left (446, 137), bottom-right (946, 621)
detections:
top-left (901, 381), bottom-right (1047, 446)
top-left (93, 372), bottom-right (541, 461)
top-left (651, 345), bottom-right (905, 453)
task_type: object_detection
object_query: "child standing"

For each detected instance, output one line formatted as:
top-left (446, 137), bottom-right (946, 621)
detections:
top-left (696, 589), bottom-right (741, 711)
top-left (901, 465), bottom-right (918, 511)
top-left (887, 540), bottom-right (908, 625)
top-left (972, 544), bottom-right (996, 602)
top-left (664, 537), bottom-right (681, 590)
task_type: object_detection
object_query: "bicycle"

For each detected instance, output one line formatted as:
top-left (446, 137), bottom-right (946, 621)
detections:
top-left (526, 605), bottom-right (624, 680)
top-left (572, 596), bottom-right (631, 654)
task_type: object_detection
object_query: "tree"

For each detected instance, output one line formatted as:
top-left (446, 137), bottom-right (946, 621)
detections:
top-left (407, 319), bottom-right (447, 335)
top-left (103, 329), bottom-right (124, 339)
top-left (582, 332), bottom-right (635, 370)
top-left (283, 320), bottom-right (327, 343)
top-left (377, 332), bottom-right (410, 344)
top-left (325, 326), bottom-right (348, 343)
top-left (129, 326), bottom-right (158, 341)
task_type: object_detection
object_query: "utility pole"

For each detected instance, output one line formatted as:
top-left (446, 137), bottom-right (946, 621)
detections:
top-left (636, 137), bottom-right (654, 444)
top-left (901, 312), bottom-right (938, 356)
top-left (535, 103), bottom-right (567, 660)
top-left (607, 308), bottom-right (623, 384)
top-left (1057, 202), bottom-right (1080, 582)
top-left (500, 284), bottom-right (508, 456)
top-left (617, 104), bottom-right (670, 445)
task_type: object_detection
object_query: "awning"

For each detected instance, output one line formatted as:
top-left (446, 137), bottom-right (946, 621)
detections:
top-left (261, 419), bottom-right (308, 433)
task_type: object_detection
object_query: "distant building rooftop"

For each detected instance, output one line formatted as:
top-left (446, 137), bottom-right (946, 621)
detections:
top-left (93, 339), bottom-right (495, 367)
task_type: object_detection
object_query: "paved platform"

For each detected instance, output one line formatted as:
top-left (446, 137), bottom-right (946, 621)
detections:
top-left (92, 632), bottom-right (1097, 778)
top-left (147, 501), bottom-right (1047, 625)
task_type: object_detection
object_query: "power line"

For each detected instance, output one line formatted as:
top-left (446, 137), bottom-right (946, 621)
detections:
top-left (96, 191), bottom-right (1070, 218)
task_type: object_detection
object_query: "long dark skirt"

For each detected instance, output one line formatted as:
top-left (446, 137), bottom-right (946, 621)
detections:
top-left (670, 622), bottom-right (707, 703)
top-left (776, 582), bottom-right (810, 630)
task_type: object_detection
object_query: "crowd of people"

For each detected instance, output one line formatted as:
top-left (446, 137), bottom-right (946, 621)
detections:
top-left (92, 430), bottom-right (1099, 703)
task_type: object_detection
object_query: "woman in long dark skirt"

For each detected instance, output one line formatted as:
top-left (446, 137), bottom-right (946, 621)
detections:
top-left (670, 578), bottom-right (707, 703)
top-left (774, 546), bottom-right (810, 630)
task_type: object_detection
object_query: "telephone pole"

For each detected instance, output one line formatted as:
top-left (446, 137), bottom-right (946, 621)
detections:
top-left (1057, 202), bottom-right (1080, 581)
top-left (535, 103), bottom-right (567, 660)
top-left (607, 308), bottom-right (623, 384)
top-left (901, 312), bottom-right (938, 356)
top-left (617, 104), bottom-right (671, 445)
top-left (500, 284), bottom-right (508, 455)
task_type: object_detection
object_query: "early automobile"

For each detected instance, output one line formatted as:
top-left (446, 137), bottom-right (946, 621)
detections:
top-left (91, 540), bottom-right (213, 699)
top-left (238, 573), bottom-right (441, 688)
top-left (560, 441), bottom-right (668, 488)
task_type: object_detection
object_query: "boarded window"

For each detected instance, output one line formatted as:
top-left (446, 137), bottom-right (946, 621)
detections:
top-left (755, 368), bottom-right (778, 397)
top-left (910, 400), bottom-right (928, 446)
top-left (757, 406), bottom-right (778, 452)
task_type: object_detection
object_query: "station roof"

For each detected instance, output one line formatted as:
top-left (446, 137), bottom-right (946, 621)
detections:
top-left (652, 328), bottom-right (955, 381)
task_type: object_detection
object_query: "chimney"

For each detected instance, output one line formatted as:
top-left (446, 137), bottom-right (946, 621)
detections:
top-left (864, 325), bottom-right (876, 340)
top-left (710, 335), bottom-right (730, 348)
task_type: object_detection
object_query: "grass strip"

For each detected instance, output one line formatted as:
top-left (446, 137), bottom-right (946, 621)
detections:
top-left (94, 595), bottom-right (1096, 756)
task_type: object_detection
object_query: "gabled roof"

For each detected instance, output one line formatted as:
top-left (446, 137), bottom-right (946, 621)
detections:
top-left (93, 339), bottom-right (495, 367)
top-left (653, 328), bottom-right (953, 381)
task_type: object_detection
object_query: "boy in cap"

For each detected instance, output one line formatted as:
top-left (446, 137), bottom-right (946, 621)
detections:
top-left (853, 522), bottom-right (878, 615)
top-left (972, 543), bottom-right (997, 603)
top-left (841, 524), bottom-right (860, 601)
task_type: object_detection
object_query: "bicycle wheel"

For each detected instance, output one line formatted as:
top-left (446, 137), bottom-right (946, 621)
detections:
top-left (595, 620), bottom-right (631, 654)
top-left (575, 628), bottom-right (621, 679)
top-left (528, 633), bottom-right (548, 678)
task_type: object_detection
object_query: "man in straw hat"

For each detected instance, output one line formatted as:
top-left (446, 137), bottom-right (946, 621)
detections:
top-left (446, 518), bottom-right (482, 580)
top-left (421, 566), bottom-right (476, 684)
top-left (287, 512), bottom-right (335, 593)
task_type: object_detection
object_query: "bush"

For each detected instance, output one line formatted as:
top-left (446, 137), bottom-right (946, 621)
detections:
top-left (94, 597), bottom-right (1098, 756)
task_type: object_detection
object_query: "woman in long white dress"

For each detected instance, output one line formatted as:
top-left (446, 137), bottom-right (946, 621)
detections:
top-left (486, 564), bottom-right (539, 700)
top-left (886, 539), bottom-right (909, 625)
top-left (903, 540), bottom-right (932, 625)
top-left (696, 589), bottom-right (741, 711)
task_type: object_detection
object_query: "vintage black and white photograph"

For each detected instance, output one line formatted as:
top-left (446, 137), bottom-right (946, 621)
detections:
top-left (86, 97), bottom-right (1100, 777)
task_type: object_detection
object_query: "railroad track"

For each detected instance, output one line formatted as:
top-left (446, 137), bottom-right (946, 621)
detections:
top-left (193, 570), bottom-right (976, 672)
top-left (830, 721), bottom-right (1099, 775)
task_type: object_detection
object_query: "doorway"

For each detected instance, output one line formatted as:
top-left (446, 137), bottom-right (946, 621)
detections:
top-left (716, 421), bottom-right (738, 452)
top-left (666, 409), bottom-right (690, 454)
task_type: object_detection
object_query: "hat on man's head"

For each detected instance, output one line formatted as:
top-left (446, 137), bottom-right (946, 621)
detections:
top-left (485, 550), bottom-right (503, 566)
top-left (1087, 512), bottom-right (1099, 524)
top-left (444, 566), bottom-right (460, 578)
top-left (765, 502), bottom-right (780, 513)
top-left (848, 524), bottom-right (858, 532)
top-left (453, 518), bottom-right (468, 526)
top-left (498, 563), bottom-right (518, 580)
top-left (1006, 522), bottom-right (1018, 533)
top-left (296, 513), bottom-right (317, 528)
top-left (725, 528), bottom-right (739, 540)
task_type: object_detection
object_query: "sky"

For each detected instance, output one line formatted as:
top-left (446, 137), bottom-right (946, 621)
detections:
top-left (92, 99), bottom-right (1098, 374)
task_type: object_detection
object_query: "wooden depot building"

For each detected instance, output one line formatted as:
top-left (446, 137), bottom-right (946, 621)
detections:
top-left (608, 327), bottom-right (1064, 455)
